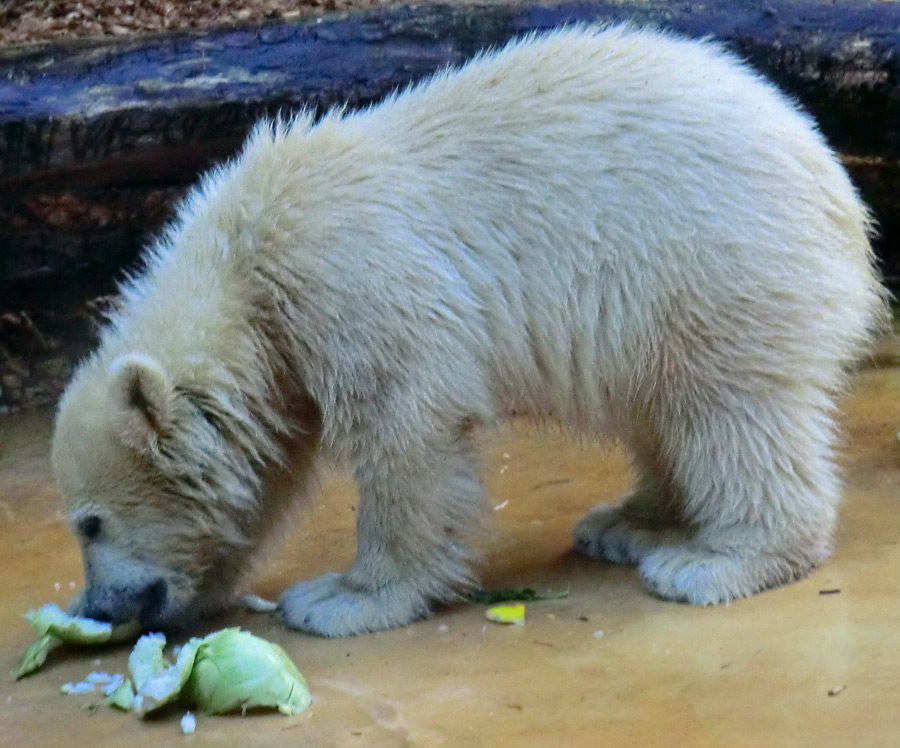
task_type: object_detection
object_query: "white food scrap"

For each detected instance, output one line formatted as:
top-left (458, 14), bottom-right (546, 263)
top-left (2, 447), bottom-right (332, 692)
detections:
top-left (240, 594), bottom-right (279, 613)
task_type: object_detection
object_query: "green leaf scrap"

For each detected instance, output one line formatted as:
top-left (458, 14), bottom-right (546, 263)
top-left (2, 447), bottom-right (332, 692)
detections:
top-left (16, 602), bottom-right (141, 679)
top-left (16, 634), bottom-right (58, 680)
top-left (469, 587), bottom-right (570, 605)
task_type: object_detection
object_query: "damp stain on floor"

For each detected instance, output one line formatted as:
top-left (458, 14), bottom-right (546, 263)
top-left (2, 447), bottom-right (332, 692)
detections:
top-left (1, 359), bottom-right (899, 747)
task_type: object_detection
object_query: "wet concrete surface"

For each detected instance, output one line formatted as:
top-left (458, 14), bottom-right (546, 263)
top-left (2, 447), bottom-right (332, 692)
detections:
top-left (1, 356), bottom-right (900, 747)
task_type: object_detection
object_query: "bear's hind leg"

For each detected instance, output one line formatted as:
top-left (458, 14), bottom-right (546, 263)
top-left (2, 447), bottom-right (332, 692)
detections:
top-left (637, 394), bottom-right (839, 605)
top-left (280, 423), bottom-right (485, 636)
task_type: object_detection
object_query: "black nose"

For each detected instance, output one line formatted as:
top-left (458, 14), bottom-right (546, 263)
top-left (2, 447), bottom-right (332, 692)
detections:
top-left (138, 578), bottom-right (168, 624)
top-left (84, 578), bottom-right (168, 626)
top-left (84, 605), bottom-right (113, 624)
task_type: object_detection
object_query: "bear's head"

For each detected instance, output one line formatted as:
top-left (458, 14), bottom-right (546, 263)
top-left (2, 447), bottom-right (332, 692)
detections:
top-left (51, 352), bottom-right (268, 629)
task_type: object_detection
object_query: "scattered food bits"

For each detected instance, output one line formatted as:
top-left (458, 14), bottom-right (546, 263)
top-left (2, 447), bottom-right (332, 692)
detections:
top-left (102, 674), bottom-right (126, 697)
top-left (113, 629), bottom-right (311, 718)
top-left (819, 589), bottom-right (841, 595)
top-left (26, 603), bottom-right (115, 643)
top-left (106, 679), bottom-right (136, 711)
top-left (486, 603), bottom-right (525, 626)
top-left (85, 671), bottom-right (115, 686)
top-left (493, 500), bottom-right (510, 511)
top-left (17, 602), bottom-right (141, 679)
top-left (61, 680), bottom-right (97, 695)
top-left (828, 685), bottom-right (846, 697)
top-left (19, 612), bottom-right (311, 728)
top-left (181, 712), bottom-right (197, 734)
top-left (17, 635), bottom-right (57, 680)
top-left (128, 634), bottom-right (201, 716)
top-left (60, 674), bottom-right (120, 697)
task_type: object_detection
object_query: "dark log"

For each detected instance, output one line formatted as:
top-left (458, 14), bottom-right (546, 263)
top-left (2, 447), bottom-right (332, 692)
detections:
top-left (1, 0), bottom-right (899, 413)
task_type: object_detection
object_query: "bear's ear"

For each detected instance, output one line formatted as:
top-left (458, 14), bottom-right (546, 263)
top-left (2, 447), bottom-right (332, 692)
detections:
top-left (108, 353), bottom-right (174, 452)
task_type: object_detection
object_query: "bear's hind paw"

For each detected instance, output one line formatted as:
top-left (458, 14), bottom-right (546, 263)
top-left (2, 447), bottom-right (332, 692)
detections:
top-left (638, 544), bottom-right (816, 605)
top-left (573, 502), bottom-right (684, 565)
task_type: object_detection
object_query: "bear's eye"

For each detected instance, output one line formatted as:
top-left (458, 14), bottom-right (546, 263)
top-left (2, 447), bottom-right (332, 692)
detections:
top-left (77, 515), bottom-right (103, 541)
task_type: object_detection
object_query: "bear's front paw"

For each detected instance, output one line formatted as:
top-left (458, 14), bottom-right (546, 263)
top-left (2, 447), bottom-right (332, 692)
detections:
top-left (279, 571), bottom-right (432, 636)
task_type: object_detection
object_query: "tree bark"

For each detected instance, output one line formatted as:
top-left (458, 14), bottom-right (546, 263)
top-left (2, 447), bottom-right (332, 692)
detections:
top-left (1, 0), bottom-right (898, 412)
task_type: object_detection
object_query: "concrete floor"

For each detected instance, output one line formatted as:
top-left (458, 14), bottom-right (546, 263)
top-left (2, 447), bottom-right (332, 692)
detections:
top-left (2, 351), bottom-right (900, 748)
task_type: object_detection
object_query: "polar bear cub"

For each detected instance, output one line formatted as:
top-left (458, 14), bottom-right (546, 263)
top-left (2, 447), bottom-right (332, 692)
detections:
top-left (51, 24), bottom-right (885, 636)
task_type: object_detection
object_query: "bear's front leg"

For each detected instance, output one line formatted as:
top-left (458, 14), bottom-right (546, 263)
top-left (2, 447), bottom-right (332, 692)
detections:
top-left (280, 426), bottom-right (485, 636)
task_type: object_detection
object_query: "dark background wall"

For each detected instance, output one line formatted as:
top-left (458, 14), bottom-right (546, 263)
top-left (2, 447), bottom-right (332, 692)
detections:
top-left (1, 0), bottom-right (898, 414)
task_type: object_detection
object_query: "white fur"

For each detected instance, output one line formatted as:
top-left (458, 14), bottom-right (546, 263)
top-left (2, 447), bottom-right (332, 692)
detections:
top-left (52, 25), bottom-right (886, 635)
